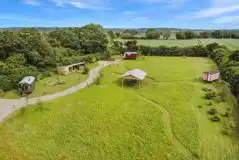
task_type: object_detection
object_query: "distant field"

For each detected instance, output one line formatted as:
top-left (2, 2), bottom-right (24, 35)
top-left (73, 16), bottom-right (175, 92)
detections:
top-left (117, 39), bottom-right (239, 50)
top-left (0, 57), bottom-right (238, 160)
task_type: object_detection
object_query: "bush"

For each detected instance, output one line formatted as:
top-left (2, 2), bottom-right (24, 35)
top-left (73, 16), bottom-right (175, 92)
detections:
top-left (206, 101), bottom-right (213, 106)
top-left (222, 119), bottom-right (236, 135)
top-left (202, 86), bottom-right (212, 92)
top-left (204, 92), bottom-right (216, 100)
top-left (210, 115), bottom-right (221, 122)
top-left (208, 108), bottom-right (217, 115)
top-left (0, 89), bottom-right (4, 97)
top-left (95, 77), bottom-right (100, 85)
top-left (82, 66), bottom-right (89, 75)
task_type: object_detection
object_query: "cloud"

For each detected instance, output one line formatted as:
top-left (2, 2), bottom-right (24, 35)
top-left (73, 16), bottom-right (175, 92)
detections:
top-left (51, 0), bottom-right (113, 10)
top-left (23, 0), bottom-right (41, 6)
top-left (131, 0), bottom-right (187, 3)
top-left (214, 15), bottom-right (239, 23)
top-left (210, 0), bottom-right (239, 7)
top-left (195, 5), bottom-right (239, 18)
top-left (123, 11), bottom-right (136, 16)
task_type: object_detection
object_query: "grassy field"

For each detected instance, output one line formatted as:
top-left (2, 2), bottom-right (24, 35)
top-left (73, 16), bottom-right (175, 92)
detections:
top-left (1, 62), bottom-right (99, 99)
top-left (116, 38), bottom-right (239, 50)
top-left (0, 57), bottom-right (238, 160)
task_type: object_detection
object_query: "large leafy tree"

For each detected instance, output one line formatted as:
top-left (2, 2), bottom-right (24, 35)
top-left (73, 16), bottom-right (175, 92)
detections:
top-left (146, 29), bottom-right (160, 39)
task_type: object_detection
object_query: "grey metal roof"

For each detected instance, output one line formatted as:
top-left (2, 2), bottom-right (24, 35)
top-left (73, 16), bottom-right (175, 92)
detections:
top-left (124, 52), bottom-right (138, 55)
top-left (123, 69), bottom-right (147, 80)
top-left (19, 76), bottom-right (36, 85)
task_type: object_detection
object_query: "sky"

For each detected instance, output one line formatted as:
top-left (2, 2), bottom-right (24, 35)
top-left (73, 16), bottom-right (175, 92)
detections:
top-left (0, 0), bottom-right (239, 29)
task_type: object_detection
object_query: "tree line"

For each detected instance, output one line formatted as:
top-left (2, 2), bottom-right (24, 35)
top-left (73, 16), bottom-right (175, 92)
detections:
top-left (112, 40), bottom-right (239, 105)
top-left (0, 24), bottom-right (109, 92)
top-left (109, 29), bottom-right (239, 40)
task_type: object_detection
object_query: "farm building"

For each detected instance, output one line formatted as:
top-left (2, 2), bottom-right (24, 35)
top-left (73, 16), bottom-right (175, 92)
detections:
top-left (122, 69), bottom-right (147, 87)
top-left (203, 70), bottom-right (220, 82)
top-left (57, 62), bottom-right (86, 75)
top-left (124, 52), bottom-right (138, 60)
top-left (18, 76), bottom-right (36, 95)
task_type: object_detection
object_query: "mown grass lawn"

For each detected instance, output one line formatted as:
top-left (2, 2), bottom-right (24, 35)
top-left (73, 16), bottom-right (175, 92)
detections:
top-left (116, 38), bottom-right (239, 50)
top-left (1, 62), bottom-right (99, 99)
top-left (0, 57), bottom-right (238, 160)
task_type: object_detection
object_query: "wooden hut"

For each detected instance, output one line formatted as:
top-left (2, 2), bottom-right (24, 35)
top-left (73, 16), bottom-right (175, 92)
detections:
top-left (203, 70), bottom-right (220, 82)
top-left (18, 76), bottom-right (36, 95)
top-left (122, 69), bottom-right (147, 87)
top-left (57, 62), bottom-right (86, 75)
top-left (124, 52), bottom-right (138, 60)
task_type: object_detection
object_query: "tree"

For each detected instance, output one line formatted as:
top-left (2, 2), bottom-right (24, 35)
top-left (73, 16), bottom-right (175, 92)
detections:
top-left (107, 31), bottom-right (115, 40)
top-left (184, 31), bottom-right (196, 39)
top-left (146, 29), bottom-right (160, 39)
top-left (124, 40), bottom-right (138, 51)
top-left (176, 31), bottom-right (185, 39)
top-left (200, 32), bottom-right (211, 38)
top-left (124, 29), bottom-right (138, 36)
top-left (230, 50), bottom-right (239, 61)
top-left (212, 30), bottom-right (224, 39)
top-left (162, 30), bottom-right (171, 40)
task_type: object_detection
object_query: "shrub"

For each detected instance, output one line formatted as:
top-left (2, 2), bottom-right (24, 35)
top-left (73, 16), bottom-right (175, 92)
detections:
top-left (208, 108), bottom-right (217, 115)
top-left (82, 66), bottom-right (89, 75)
top-left (201, 86), bottom-right (212, 92)
top-left (222, 119), bottom-right (236, 135)
top-left (206, 101), bottom-right (213, 106)
top-left (204, 91), bottom-right (216, 100)
top-left (0, 89), bottom-right (4, 97)
top-left (210, 115), bottom-right (221, 122)
top-left (95, 77), bottom-right (100, 85)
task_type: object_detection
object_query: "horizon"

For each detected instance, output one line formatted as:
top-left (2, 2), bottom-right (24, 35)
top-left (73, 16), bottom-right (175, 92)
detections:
top-left (0, 0), bottom-right (239, 29)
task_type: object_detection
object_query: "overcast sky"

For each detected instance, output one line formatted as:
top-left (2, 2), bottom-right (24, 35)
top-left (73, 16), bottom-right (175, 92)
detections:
top-left (0, 0), bottom-right (239, 29)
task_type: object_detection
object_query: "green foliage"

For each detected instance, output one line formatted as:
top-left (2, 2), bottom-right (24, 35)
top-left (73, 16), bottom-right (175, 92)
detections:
top-left (204, 92), bottom-right (216, 100)
top-left (162, 30), bottom-right (171, 40)
top-left (146, 28), bottom-right (160, 39)
top-left (208, 108), bottom-right (217, 115)
top-left (82, 66), bottom-right (89, 75)
top-left (210, 115), bottom-right (221, 122)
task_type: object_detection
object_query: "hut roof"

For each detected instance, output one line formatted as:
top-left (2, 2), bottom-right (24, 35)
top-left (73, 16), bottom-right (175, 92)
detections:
top-left (123, 69), bottom-right (147, 80)
top-left (19, 76), bottom-right (36, 85)
top-left (124, 52), bottom-right (138, 55)
top-left (57, 62), bottom-right (86, 69)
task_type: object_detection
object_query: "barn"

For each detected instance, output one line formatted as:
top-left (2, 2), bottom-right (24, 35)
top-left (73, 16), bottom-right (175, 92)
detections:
top-left (203, 70), bottom-right (220, 82)
top-left (18, 76), bottom-right (36, 95)
top-left (124, 52), bottom-right (138, 60)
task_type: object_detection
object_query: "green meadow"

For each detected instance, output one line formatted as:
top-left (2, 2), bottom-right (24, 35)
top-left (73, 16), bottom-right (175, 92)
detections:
top-left (116, 39), bottom-right (239, 50)
top-left (0, 57), bottom-right (238, 160)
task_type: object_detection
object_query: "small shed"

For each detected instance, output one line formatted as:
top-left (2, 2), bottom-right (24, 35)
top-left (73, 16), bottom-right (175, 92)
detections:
top-left (203, 70), bottom-right (220, 82)
top-left (124, 52), bottom-right (138, 60)
top-left (122, 69), bottom-right (147, 87)
top-left (57, 62), bottom-right (86, 75)
top-left (18, 76), bottom-right (36, 95)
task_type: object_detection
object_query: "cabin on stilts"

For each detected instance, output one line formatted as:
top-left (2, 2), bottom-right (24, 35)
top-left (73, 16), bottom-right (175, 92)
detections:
top-left (122, 69), bottom-right (147, 88)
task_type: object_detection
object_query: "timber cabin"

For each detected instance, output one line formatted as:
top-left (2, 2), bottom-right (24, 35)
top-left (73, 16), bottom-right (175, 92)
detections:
top-left (203, 70), bottom-right (220, 82)
top-left (18, 76), bottom-right (36, 95)
top-left (124, 52), bottom-right (138, 60)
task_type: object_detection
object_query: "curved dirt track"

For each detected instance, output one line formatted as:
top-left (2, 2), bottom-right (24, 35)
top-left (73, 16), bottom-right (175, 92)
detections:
top-left (0, 61), bottom-right (120, 121)
top-left (139, 95), bottom-right (194, 160)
